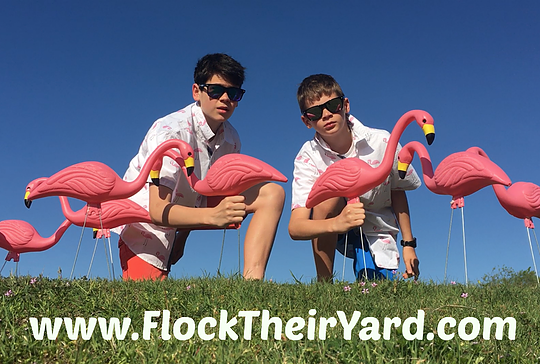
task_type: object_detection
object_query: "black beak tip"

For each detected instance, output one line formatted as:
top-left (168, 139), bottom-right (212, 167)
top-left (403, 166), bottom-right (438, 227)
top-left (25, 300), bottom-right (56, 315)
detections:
top-left (24, 199), bottom-right (32, 209)
top-left (398, 170), bottom-right (407, 179)
top-left (151, 178), bottom-right (160, 187)
top-left (186, 166), bottom-right (195, 177)
top-left (426, 133), bottom-right (435, 146)
top-left (93, 230), bottom-right (98, 239)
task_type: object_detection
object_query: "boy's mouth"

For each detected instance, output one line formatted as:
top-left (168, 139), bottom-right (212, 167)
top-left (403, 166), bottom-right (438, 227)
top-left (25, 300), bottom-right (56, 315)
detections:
top-left (323, 121), bottom-right (336, 130)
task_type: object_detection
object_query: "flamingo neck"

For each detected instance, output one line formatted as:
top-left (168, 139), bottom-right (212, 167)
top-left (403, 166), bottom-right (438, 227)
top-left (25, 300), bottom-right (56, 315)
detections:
top-left (378, 113), bottom-right (421, 179)
top-left (491, 184), bottom-right (510, 205)
top-left (58, 196), bottom-right (76, 220)
top-left (40, 220), bottom-right (72, 251)
top-left (405, 142), bottom-right (438, 193)
top-left (133, 140), bottom-right (185, 191)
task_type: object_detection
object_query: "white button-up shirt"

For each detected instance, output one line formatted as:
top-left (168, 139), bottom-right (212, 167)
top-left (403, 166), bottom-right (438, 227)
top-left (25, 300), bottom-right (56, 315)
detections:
top-left (291, 115), bottom-right (421, 269)
top-left (115, 102), bottom-right (241, 270)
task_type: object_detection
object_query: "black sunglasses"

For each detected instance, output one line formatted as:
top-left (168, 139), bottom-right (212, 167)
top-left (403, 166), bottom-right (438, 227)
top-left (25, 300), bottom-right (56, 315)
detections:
top-left (302, 96), bottom-right (345, 122)
top-left (199, 84), bottom-right (246, 102)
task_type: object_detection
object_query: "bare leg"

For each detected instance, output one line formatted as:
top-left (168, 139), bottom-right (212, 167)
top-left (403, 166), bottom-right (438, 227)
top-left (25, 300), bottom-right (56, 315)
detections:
top-left (241, 182), bottom-right (285, 279)
top-left (311, 197), bottom-right (346, 282)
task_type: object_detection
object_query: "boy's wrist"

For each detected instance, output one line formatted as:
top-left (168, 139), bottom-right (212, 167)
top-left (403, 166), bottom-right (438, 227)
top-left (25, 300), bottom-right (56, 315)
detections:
top-left (400, 237), bottom-right (417, 248)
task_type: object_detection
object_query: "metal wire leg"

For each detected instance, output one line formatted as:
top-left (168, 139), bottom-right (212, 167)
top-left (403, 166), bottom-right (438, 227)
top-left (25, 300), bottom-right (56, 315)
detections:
top-left (444, 208), bottom-right (454, 284)
top-left (360, 227), bottom-right (368, 280)
top-left (217, 229), bottom-right (226, 276)
top-left (342, 232), bottom-right (348, 281)
top-left (70, 209), bottom-right (89, 280)
top-left (461, 207), bottom-right (468, 286)
top-left (526, 227), bottom-right (540, 286)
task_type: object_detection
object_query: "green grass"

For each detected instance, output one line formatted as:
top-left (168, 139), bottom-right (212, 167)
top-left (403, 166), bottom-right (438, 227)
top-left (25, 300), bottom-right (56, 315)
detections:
top-left (1, 273), bottom-right (539, 363)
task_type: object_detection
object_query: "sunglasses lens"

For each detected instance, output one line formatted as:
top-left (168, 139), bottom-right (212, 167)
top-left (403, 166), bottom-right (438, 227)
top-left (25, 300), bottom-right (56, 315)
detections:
top-left (206, 85), bottom-right (226, 99)
top-left (326, 97), bottom-right (343, 113)
top-left (304, 107), bottom-right (323, 121)
top-left (227, 88), bottom-right (244, 102)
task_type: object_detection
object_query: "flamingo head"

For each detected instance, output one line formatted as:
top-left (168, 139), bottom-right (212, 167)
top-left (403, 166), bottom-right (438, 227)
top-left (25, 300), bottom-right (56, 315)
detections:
top-left (397, 145), bottom-right (416, 179)
top-left (411, 110), bottom-right (435, 145)
top-left (149, 148), bottom-right (195, 187)
top-left (24, 177), bottom-right (47, 208)
top-left (176, 143), bottom-right (195, 177)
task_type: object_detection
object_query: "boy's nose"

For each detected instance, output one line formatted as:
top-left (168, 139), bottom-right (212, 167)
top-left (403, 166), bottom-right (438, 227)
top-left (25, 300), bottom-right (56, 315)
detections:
top-left (321, 107), bottom-right (333, 119)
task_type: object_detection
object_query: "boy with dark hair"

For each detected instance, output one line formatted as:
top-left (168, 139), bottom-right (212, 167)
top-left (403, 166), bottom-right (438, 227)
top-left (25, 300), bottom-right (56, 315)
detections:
top-left (289, 74), bottom-right (421, 282)
top-left (117, 53), bottom-right (285, 281)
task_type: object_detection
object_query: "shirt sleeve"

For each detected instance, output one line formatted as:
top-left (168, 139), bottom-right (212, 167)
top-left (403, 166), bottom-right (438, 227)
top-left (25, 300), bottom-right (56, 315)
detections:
top-left (390, 142), bottom-right (422, 191)
top-left (291, 150), bottom-right (320, 210)
top-left (144, 124), bottom-right (185, 192)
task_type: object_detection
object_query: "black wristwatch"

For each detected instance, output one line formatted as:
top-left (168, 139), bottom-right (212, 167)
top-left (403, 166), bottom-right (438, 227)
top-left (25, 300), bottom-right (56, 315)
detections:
top-left (400, 238), bottom-right (417, 248)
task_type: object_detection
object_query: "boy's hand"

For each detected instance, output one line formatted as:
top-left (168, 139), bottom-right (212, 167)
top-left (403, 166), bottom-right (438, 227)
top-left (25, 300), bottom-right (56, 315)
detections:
top-left (402, 246), bottom-right (419, 280)
top-left (210, 195), bottom-right (246, 228)
top-left (332, 201), bottom-right (365, 234)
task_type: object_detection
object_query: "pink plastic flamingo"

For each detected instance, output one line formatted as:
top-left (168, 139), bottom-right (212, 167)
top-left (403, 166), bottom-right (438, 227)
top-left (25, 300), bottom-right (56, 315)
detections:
top-left (24, 139), bottom-right (195, 207)
top-left (397, 142), bottom-right (512, 285)
top-left (466, 146), bottom-right (540, 284)
top-left (397, 142), bottom-right (512, 208)
top-left (190, 154), bottom-right (288, 196)
top-left (58, 196), bottom-right (152, 229)
top-left (0, 219), bottom-right (72, 262)
top-left (305, 110), bottom-right (435, 209)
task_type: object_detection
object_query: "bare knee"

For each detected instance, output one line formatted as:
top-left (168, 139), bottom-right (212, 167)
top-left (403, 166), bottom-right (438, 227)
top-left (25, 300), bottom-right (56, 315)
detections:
top-left (248, 182), bottom-right (285, 212)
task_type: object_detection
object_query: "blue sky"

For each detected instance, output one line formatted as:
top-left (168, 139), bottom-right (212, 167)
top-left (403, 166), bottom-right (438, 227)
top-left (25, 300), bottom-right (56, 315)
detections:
top-left (1, 1), bottom-right (539, 284)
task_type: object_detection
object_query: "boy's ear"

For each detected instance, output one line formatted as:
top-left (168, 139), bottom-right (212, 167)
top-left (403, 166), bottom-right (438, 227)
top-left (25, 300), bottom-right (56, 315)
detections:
top-left (344, 97), bottom-right (350, 114)
top-left (192, 83), bottom-right (201, 101)
top-left (301, 116), bottom-right (313, 129)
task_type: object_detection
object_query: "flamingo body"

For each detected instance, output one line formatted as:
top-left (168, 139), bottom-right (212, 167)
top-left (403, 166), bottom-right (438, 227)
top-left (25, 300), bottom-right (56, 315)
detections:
top-left (398, 142), bottom-right (512, 206)
top-left (25, 139), bottom-right (195, 206)
top-left (0, 219), bottom-right (72, 254)
top-left (306, 158), bottom-right (380, 208)
top-left (59, 196), bottom-right (152, 229)
top-left (305, 110), bottom-right (435, 209)
top-left (191, 154), bottom-right (288, 196)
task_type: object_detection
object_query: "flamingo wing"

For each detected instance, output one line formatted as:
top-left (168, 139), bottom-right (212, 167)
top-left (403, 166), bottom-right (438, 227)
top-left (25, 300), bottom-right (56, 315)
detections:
top-left (306, 159), bottom-right (368, 207)
top-left (203, 154), bottom-right (286, 196)
top-left (522, 183), bottom-right (540, 211)
top-left (434, 153), bottom-right (505, 196)
top-left (99, 200), bottom-right (151, 227)
top-left (0, 220), bottom-right (35, 250)
top-left (33, 162), bottom-right (118, 200)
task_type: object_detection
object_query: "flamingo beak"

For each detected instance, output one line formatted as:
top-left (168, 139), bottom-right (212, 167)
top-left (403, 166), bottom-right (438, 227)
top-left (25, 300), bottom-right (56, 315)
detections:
top-left (24, 191), bottom-right (32, 208)
top-left (150, 170), bottom-right (160, 186)
top-left (398, 161), bottom-right (410, 179)
top-left (93, 228), bottom-right (98, 239)
top-left (422, 124), bottom-right (435, 145)
top-left (184, 156), bottom-right (195, 177)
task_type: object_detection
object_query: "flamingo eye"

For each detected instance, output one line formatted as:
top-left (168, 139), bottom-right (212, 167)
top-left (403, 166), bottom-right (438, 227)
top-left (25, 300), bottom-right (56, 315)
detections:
top-left (188, 152), bottom-right (193, 156)
top-left (422, 119), bottom-right (426, 123)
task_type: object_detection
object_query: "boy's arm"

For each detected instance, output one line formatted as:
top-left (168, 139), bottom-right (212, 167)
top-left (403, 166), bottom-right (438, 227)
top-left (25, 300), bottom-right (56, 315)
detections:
top-left (148, 184), bottom-right (245, 228)
top-left (391, 190), bottom-right (419, 279)
top-left (288, 203), bottom-right (365, 240)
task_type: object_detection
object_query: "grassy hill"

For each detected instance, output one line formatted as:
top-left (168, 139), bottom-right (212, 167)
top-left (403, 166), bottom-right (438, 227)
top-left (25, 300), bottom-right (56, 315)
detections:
top-left (1, 270), bottom-right (538, 363)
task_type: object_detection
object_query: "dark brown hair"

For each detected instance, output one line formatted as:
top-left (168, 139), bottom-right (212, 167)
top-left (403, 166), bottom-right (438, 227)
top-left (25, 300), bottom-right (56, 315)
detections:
top-left (297, 74), bottom-right (344, 112)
